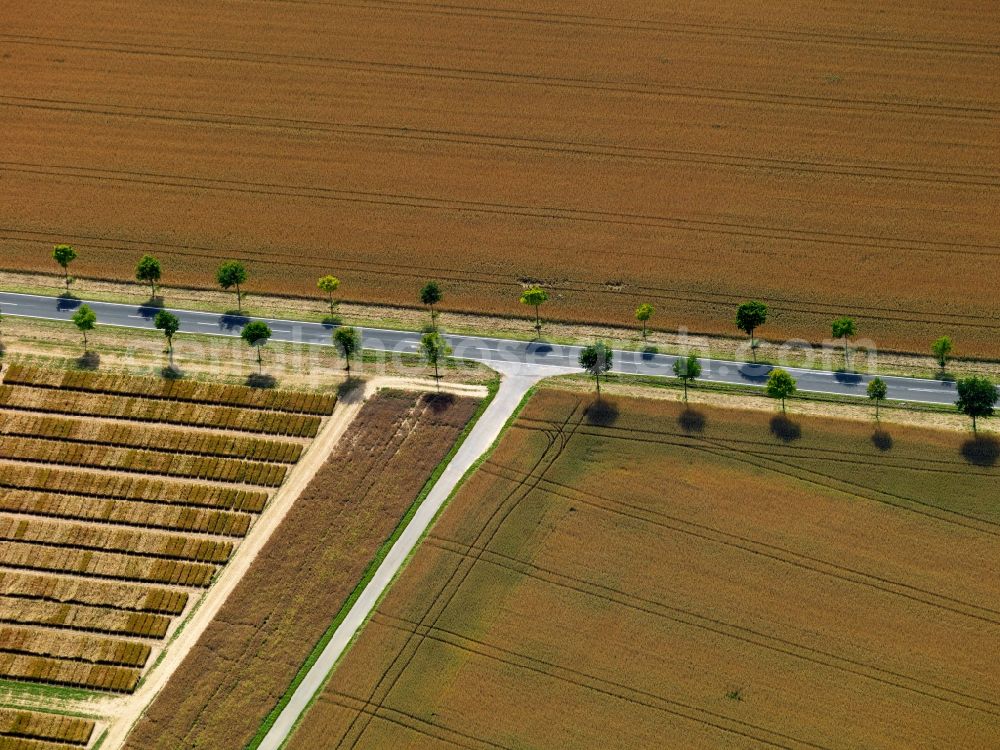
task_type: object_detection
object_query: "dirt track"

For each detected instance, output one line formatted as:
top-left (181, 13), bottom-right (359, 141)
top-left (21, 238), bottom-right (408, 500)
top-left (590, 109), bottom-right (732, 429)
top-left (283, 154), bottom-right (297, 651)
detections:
top-left (1, 1), bottom-right (997, 355)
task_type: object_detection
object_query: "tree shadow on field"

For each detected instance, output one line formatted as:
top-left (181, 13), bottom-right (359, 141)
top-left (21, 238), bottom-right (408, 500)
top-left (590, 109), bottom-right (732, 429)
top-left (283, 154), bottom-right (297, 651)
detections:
top-left (337, 377), bottom-right (364, 402)
top-left (424, 392), bottom-right (456, 413)
top-left (75, 351), bottom-right (100, 371)
top-left (769, 415), bottom-right (801, 443)
top-left (57, 292), bottom-right (81, 312)
top-left (960, 436), bottom-right (999, 467)
top-left (871, 429), bottom-right (893, 452)
top-left (584, 397), bottom-right (619, 426)
top-left (246, 373), bottom-right (276, 389)
top-left (0, 342), bottom-right (5, 358)
top-left (677, 407), bottom-right (706, 434)
top-left (161, 365), bottom-right (184, 380)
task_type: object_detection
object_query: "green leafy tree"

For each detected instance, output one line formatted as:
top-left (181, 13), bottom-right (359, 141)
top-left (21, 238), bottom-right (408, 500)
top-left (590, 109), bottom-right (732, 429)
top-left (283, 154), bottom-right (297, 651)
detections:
top-left (635, 303), bottom-right (655, 340)
top-left (673, 354), bottom-right (702, 402)
top-left (931, 336), bottom-right (953, 371)
top-left (735, 301), bottom-right (768, 362)
top-left (154, 310), bottom-right (180, 367)
top-left (867, 376), bottom-right (888, 420)
top-left (766, 368), bottom-right (796, 413)
top-left (955, 376), bottom-right (998, 434)
top-left (241, 320), bottom-right (271, 373)
top-left (72, 304), bottom-right (97, 352)
top-left (318, 275), bottom-right (341, 315)
top-left (420, 281), bottom-right (442, 329)
top-left (216, 261), bottom-right (248, 311)
top-left (53, 244), bottom-right (78, 291)
top-left (333, 326), bottom-right (361, 375)
top-left (420, 331), bottom-right (451, 391)
top-left (831, 316), bottom-right (857, 371)
top-left (135, 254), bottom-right (163, 298)
top-left (579, 342), bottom-right (613, 395)
top-left (520, 286), bottom-right (549, 336)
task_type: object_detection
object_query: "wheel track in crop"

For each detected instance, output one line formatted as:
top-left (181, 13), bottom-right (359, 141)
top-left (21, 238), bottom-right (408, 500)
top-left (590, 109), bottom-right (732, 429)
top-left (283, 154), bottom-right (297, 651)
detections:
top-left (476, 456), bottom-right (1000, 624)
top-left (331, 399), bottom-right (581, 749)
top-left (418, 535), bottom-right (1000, 718)
top-left (4, 95), bottom-right (1000, 189)
top-left (2, 33), bottom-right (998, 121)
top-left (513, 419), bottom-right (1000, 535)
top-left (248, 0), bottom-right (1000, 57)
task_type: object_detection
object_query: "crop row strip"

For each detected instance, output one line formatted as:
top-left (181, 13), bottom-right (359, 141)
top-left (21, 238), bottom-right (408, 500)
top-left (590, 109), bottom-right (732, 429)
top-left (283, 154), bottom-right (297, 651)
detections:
top-left (0, 436), bottom-right (287, 486)
top-left (0, 706), bottom-right (94, 745)
top-left (3, 365), bottom-right (335, 415)
top-left (0, 385), bottom-right (321, 437)
top-left (0, 411), bottom-right (303, 463)
top-left (0, 490), bottom-right (252, 536)
top-left (0, 570), bottom-right (188, 615)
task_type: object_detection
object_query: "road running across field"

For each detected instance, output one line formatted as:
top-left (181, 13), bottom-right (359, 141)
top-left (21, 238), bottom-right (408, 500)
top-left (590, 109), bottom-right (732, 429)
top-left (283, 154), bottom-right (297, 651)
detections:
top-left (0, 290), bottom-right (968, 406)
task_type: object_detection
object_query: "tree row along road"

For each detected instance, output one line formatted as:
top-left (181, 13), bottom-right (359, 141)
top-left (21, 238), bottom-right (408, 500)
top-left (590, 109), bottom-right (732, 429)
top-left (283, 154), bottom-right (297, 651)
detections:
top-left (0, 291), bottom-right (971, 406)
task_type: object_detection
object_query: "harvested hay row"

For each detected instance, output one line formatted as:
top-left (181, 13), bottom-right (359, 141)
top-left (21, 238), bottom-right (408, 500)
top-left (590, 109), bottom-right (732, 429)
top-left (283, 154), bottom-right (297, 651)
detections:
top-left (0, 466), bottom-right (268, 512)
top-left (0, 385), bottom-right (321, 437)
top-left (0, 436), bottom-right (287, 486)
top-left (0, 651), bottom-right (140, 692)
top-left (0, 625), bottom-right (151, 667)
top-left (0, 541), bottom-right (217, 587)
top-left (0, 517), bottom-right (233, 564)
top-left (0, 571), bottom-right (188, 615)
top-left (0, 598), bottom-right (171, 638)
top-left (0, 413), bottom-right (303, 463)
top-left (0, 490), bottom-right (252, 537)
top-left (4, 365), bottom-right (336, 415)
top-left (0, 706), bottom-right (94, 745)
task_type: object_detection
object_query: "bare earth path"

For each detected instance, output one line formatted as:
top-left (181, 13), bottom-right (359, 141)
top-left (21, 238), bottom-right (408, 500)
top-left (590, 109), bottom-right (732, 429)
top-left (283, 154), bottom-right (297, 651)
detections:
top-left (256, 363), bottom-right (545, 750)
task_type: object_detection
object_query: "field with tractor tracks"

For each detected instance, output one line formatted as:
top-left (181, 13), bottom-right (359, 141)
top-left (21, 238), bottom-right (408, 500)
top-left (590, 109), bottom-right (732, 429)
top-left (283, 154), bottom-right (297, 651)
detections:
top-left (284, 388), bottom-right (1000, 749)
top-left (1, 1), bottom-right (998, 355)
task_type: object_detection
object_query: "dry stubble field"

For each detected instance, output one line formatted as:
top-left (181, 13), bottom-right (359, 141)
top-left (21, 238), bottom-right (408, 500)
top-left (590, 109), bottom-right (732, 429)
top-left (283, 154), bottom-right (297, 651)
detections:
top-left (123, 389), bottom-right (480, 750)
top-left (285, 389), bottom-right (1000, 749)
top-left (0, 363), bottom-right (333, 696)
top-left (1, 2), bottom-right (998, 356)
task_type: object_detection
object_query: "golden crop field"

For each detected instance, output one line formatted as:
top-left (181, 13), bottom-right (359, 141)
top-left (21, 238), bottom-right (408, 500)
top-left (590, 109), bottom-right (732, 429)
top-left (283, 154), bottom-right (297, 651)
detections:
top-left (285, 389), bottom-right (1000, 749)
top-left (124, 390), bottom-right (481, 750)
top-left (0, 2), bottom-right (997, 355)
top-left (0, 364), bottom-right (333, 694)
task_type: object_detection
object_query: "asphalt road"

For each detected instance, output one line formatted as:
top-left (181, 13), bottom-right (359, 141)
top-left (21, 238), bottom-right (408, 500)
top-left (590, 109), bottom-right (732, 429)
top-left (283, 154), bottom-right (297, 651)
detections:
top-left (256, 364), bottom-right (545, 750)
top-left (0, 290), bottom-right (967, 406)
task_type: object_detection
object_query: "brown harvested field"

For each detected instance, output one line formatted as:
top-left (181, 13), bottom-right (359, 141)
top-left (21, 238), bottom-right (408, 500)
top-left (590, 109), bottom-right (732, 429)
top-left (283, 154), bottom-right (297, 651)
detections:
top-left (0, 363), bottom-right (332, 694)
top-left (123, 389), bottom-right (480, 750)
top-left (287, 389), bottom-right (1000, 749)
top-left (1, 2), bottom-right (998, 356)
